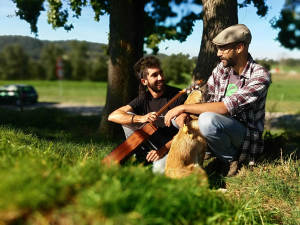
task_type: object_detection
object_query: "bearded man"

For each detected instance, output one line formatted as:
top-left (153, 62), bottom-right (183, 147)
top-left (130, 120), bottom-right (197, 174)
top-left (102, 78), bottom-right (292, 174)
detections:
top-left (164, 24), bottom-right (271, 177)
top-left (108, 56), bottom-right (187, 173)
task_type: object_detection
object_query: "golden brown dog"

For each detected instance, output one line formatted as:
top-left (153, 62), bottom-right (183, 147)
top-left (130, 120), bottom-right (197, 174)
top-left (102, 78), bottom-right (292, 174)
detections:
top-left (165, 85), bottom-right (207, 179)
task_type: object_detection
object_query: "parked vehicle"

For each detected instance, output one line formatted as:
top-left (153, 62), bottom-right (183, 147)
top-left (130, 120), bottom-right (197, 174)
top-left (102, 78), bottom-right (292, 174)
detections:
top-left (0, 84), bottom-right (38, 105)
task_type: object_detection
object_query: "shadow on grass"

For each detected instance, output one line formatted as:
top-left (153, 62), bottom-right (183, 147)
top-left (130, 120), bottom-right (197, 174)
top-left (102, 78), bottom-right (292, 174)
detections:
top-left (0, 107), bottom-right (119, 145)
top-left (264, 112), bottom-right (300, 159)
top-left (203, 115), bottom-right (300, 190)
top-left (1, 107), bottom-right (299, 190)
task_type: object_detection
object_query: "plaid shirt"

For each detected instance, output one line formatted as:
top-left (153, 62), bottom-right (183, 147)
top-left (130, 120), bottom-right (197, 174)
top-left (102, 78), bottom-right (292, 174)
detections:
top-left (206, 54), bottom-right (271, 163)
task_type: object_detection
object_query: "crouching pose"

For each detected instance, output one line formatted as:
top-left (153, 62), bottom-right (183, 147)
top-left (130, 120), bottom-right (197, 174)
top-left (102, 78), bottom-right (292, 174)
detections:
top-left (164, 24), bottom-right (271, 177)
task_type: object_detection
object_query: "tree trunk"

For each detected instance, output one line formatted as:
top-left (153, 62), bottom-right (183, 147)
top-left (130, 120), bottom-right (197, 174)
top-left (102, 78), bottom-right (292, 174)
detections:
top-left (193, 0), bottom-right (238, 82)
top-left (99, 0), bottom-right (144, 139)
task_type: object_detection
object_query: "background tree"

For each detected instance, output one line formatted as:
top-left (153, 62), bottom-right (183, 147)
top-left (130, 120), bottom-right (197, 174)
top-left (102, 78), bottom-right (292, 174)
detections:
top-left (60, 56), bottom-right (73, 80)
top-left (99, 0), bottom-right (144, 137)
top-left (13, 0), bottom-right (270, 137)
top-left (193, 0), bottom-right (268, 83)
top-left (89, 54), bottom-right (109, 82)
top-left (40, 43), bottom-right (64, 80)
top-left (13, 0), bottom-right (203, 137)
top-left (68, 40), bottom-right (88, 81)
top-left (255, 58), bottom-right (272, 71)
top-left (161, 53), bottom-right (193, 84)
top-left (0, 53), bottom-right (5, 80)
top-left (28, 59), bottom-right (46, 80)
top-left (271, 0), bottom-right (300, 50)
top-left (0, 44), bottom-right (29, 80)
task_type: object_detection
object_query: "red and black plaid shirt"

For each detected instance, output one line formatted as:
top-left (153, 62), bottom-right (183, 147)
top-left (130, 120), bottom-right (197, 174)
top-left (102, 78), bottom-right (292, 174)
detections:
top-left (206, 54), bottom-right (271, 163)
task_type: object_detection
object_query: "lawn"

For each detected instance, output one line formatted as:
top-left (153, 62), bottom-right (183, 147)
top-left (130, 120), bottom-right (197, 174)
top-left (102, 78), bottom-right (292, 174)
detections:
top-left (0, 80), bottom-right (108, 105)
top-left (0, 73), bottom-right (300, 223)
top-left (266, 71), bottom-right (300, 113)
top-left (0, 107), bottom-right (299, 224)
top-left (1, 71), bottom-right (300, 112)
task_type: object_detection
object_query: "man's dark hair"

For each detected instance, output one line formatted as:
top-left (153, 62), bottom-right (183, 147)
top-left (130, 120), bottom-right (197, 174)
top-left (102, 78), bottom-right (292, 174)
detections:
top-left (133, 56), bottom-right (161, 79)
top-left (133, 56), bottom-right (161, 97)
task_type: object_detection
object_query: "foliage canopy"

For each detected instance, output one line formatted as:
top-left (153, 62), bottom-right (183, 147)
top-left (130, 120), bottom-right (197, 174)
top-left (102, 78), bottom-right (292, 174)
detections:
top-left (13, 0), bottom-right (271, 53)
top-left (271, 0), bottom-right (300, 50)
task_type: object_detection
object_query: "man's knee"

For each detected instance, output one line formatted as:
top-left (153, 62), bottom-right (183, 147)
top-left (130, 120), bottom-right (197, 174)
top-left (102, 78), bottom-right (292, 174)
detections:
top-left (198, 112), bottom-right (219, 137)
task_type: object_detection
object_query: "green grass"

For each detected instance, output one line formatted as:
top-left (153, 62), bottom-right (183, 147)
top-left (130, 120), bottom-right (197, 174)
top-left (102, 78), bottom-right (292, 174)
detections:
top-left (2, 71), bottom-right (300, 112)
top-left (0, 73), bottom-right (299, 224)
top-left (0, 110), bottom-right (240, 224)
top-left (226, 158), bottom-right (300, 224)
top-left (265, 72), bottom-right (300, 113)
top-left (0, 108), bottom-right (299, 224)
top-left (0, 80), bottom-right (107, 105)
top-left (0, 107), bottom-right (104, 143)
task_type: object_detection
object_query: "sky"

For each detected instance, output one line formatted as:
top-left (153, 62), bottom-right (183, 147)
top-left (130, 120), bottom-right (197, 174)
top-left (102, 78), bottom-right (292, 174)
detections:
top-left (1, 0), bottom-right (300, 60)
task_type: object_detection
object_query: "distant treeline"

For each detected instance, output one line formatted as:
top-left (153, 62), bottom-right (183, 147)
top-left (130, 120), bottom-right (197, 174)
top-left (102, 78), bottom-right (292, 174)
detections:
top-left (0, 35), bottom-right (106, 60)
top-left (0, 36), bottom-right (298, 82)
top-left (0, 36), bottom-right (109, 81)
top-left (0, 36), bottom-right (196, 83)
top-left (255, 58), bottom-right (300, 70)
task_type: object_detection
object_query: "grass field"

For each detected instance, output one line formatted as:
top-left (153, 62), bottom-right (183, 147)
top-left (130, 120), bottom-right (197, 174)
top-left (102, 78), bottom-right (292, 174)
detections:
top-left (0, 80), bottom-right (108, 105)
top-left (0, 108), bottom-right (299, 224)
top-left (266, 71), bottom-right (300, 113)
top-left (1, 71), bottom-right (300, 112)
top-left (0, 71), bottom-right (300, 223)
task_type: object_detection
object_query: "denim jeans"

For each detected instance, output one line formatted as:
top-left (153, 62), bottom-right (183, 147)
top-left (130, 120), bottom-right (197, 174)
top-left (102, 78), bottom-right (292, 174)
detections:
top-left (198, 112), bottom-right (246, 163)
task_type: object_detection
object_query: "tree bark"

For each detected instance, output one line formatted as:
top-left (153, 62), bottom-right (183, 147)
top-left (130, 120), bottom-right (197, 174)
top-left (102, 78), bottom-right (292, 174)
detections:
top-left (193, 0), bottom-right (238, 82)
top-left (99, 0), bottom-right (144, 139)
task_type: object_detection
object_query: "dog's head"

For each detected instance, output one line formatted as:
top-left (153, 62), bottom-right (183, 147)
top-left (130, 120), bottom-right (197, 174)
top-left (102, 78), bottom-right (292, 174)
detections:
top-left (184, 84), bottom-right (208, 105)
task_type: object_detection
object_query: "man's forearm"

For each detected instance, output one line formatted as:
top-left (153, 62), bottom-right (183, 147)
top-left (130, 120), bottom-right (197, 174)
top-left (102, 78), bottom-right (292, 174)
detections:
top-left (158, 139), bottom-right (172, 155)
top-left (182, 102), bottom-right (229, 115)
top-left (109, 108), bottom-right (159, 124)
top-left (108, 110), bottom-right (135, 124)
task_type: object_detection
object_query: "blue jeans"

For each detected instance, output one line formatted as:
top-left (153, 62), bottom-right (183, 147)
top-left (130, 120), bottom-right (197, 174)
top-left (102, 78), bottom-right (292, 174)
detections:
top-left (198, 112), bottom-right (246, 163)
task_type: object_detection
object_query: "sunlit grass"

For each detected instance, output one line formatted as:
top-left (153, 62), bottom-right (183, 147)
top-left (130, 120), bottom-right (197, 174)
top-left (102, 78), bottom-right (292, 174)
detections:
top-left (225, 156), bottom-right (300, 224)
top-left (0, 123), bottom-right (239, 224)
top-left (0, 107), bottom-right (299, 224)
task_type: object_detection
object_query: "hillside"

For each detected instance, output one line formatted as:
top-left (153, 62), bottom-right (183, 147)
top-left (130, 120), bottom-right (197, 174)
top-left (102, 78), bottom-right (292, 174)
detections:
top-left (0, 35), bottom-right (107, 60)
top-left (0, 35), bottom-right (169, 60)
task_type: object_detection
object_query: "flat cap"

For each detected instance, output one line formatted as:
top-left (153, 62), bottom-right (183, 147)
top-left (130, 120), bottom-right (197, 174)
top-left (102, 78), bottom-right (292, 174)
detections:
top-left (212, 24), bottom-right (252, 46)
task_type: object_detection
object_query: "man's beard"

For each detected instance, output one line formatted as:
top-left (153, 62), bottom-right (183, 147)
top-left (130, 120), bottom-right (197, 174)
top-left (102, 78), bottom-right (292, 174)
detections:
top-left (148, 81), bottom-right (165, 93)
top-left (220, 53), bottom-right (238, 68)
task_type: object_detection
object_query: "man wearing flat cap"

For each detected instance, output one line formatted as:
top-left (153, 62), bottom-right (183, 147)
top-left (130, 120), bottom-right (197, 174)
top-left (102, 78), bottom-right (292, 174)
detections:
top-left (164, 24), bottom-right (271, 177)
